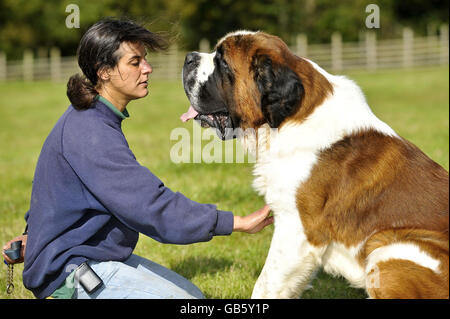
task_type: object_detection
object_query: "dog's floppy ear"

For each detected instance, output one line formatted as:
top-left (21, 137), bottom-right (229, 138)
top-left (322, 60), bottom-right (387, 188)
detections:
top-left (252, 54), bottom-right (304, 128)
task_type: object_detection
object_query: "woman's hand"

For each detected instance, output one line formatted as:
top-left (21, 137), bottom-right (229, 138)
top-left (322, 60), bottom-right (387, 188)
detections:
top-left (2, 234), bottom-right (27, 264)
top-left (233, 205), bottom-right (274, 234)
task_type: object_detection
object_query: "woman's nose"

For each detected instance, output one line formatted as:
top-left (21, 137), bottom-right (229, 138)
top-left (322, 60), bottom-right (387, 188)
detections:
top-left (142, 60), bottom-right (152, 74)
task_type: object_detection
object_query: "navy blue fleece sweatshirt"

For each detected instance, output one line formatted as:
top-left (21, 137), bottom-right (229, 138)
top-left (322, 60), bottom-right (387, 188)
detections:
top-left (23, 97), bottom-right (234, 298)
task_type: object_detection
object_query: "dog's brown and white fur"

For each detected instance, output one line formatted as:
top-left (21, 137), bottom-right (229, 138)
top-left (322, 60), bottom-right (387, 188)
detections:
top-left (181, 31), bottom-right (449, 299)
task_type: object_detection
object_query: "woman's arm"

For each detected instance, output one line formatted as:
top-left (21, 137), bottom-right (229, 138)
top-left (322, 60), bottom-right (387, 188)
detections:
top-left (62, 114), bottom-right (234, 244)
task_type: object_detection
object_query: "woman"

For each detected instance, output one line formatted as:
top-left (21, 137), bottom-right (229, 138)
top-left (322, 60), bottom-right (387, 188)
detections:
top-left (18, 18), bottom-right (273, 299)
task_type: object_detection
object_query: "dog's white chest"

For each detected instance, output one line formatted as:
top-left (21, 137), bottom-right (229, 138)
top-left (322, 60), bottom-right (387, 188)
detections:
top-left (252, 151), bottom-right (317, 215)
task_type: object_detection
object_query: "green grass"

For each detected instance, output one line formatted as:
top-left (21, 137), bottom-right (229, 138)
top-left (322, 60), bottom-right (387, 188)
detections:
top-left (0, 66), bottom-right (448, 299)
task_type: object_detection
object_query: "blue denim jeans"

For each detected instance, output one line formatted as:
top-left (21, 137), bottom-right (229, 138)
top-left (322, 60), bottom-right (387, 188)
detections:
top-left (73, 254), bottom-right (204, 299)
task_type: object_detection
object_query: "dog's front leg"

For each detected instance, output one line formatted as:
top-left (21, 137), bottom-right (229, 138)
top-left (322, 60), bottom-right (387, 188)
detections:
top-left (251, 215), bottom-right (324, 299)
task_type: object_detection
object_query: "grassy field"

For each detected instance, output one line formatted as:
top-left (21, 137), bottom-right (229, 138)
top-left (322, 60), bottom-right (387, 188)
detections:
top-left (0, 66), bottom-right (448, 299)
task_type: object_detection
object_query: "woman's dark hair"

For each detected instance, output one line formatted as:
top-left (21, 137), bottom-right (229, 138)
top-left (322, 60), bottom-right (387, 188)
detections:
top-left (67, 18), bottom-right (169, 110)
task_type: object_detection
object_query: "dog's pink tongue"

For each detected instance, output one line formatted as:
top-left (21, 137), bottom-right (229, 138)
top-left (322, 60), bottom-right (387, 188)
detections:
top-left (180, 105), bottom-right (199, 122)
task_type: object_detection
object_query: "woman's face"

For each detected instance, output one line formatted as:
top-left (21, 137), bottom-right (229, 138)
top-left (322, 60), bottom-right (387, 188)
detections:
top-left (101, 41), bottom-right (152, 102)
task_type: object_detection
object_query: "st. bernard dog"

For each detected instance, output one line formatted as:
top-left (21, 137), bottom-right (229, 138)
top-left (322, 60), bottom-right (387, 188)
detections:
top-left (180, 31), bottom-right (449, 299)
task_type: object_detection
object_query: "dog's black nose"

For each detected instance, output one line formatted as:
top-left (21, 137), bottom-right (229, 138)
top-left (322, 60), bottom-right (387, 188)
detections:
top-left (184, 52), bottom-right (199, 66)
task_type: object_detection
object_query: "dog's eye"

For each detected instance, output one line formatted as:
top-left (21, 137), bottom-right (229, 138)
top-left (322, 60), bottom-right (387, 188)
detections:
top-left (214, 47), bottom-right (230, 72)
top-left (215, 55), bottom-right (230, 71)
top-left (220, 59), bottom-right (230, 71)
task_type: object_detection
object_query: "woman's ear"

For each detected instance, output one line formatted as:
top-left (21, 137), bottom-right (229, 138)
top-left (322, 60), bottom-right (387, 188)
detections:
top-left (252, 54), bottom-right (304, 128)
top-left (97, 66), bottom-right (111, 82)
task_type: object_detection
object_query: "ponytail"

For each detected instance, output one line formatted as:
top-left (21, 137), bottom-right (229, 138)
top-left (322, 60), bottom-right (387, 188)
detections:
top-left (66, 74), bottom-right (98, 110)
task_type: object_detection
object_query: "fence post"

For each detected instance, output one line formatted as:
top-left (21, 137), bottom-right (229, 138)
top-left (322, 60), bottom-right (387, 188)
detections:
top-left (331, 32), bottom-right (343, 71)
top-left (199, 38), bottom-right (210, 53)
top-left (440, 24), bottom-right (449, 65)
top-left (365, 31), bottom-right (377, 70)
top-left (402, 27), bottom-right (414, 68)
top-left (50, 47), bottom-right (61, 82)
top-left (296, 34), bottom-right (308, 57)
top-left (0, 52), bottom-right (6, 81)
top-left (23, 49), bottom-right (33, 81)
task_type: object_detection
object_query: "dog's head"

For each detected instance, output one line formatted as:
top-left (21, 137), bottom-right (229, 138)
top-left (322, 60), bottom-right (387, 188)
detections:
top-left (181, 31), bottom-right (333, 140)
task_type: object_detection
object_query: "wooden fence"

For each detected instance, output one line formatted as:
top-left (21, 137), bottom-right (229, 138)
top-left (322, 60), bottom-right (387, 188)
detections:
top-left (0, 26), bottom-right (448, 82)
